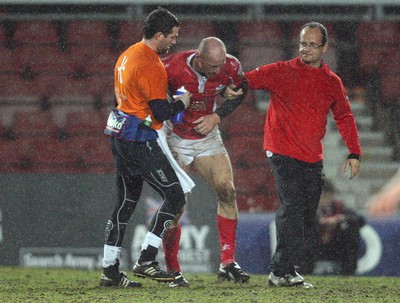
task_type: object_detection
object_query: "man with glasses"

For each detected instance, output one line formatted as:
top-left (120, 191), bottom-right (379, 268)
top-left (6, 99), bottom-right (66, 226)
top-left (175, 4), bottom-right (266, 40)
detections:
top-left (160, 37), bottom-right (250, 287)
top-left (226, 22), bottom-right (361, 288)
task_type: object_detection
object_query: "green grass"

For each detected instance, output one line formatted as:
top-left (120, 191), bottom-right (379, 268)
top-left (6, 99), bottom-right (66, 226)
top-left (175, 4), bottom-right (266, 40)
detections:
top-left (0, 267), bottom-right (399, 303)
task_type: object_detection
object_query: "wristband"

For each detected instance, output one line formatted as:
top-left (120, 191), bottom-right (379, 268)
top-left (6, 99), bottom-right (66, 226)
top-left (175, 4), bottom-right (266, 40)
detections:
top-left (347, 154), bottom-right (361, 161)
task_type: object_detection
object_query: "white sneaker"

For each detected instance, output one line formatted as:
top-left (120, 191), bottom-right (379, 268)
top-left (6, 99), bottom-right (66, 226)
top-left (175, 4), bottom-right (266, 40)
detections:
top-left (268, 271), bottom-right (313, 288)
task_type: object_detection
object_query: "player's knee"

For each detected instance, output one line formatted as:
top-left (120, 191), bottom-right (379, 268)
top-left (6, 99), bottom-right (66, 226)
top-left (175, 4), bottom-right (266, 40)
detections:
top-left (215, 182), bottom-right (236, 205)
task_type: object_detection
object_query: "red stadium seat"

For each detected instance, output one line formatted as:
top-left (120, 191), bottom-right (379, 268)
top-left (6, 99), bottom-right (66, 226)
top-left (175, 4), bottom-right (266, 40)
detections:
top-left (10, 73), bottom-right (87, 99)
top-left (48, 95), bottom-right (101, 126)
top-left (224, 134), bottom-right (266, 168)
top-left (0, 96), bottom-right (40, 124)
top-left (13, 20), bottom-right (59, 46)
top-left (66, 20), bottom-right (110, 46)
top-left (0, 23), bottom-right (6, 45)
top-left (118, 21), bottom-right (143, 49)
top-left (239, 45), bottom-right (285, 71)
top-left (377, 49), bottom-right (400, 75)
top-left (13, 45), bottom-right (74, 75)
top-left (356, 21), bottom-right (400, 72)
top-left (78, 135), bottom-right (114, 174)
top-left (0, 47), bottom-right (14, 73)
top-left (237, 21), bottom-right (285, 71)
top-left (65, 110), bottom-right (108, 137)
top-left (357, 46), bottom-right (395, 72)
top-left (237, 21), bottom-right (283, 44)
top-left (12, 111), bottom-right (61, 138)
top-left (380, 74), bottom-right (400, 105)
top-left (0, 120), bottom-right (6, 137)
top-left (19, 137), bottom-right (85, 173)
top-left (40, 71), bottom-right (113, 100)
top-left (170, 20), bottom-right (216, 53)
top-left (356, 21), bottom-right (400, 45)
top-left (220, 101), bottom-right (265, 138)
top-left (43, 75), bottom-right (96, 98)
top-left (67, 45), bottom-right (116, 72)
top-left (0, 74), bottom-right (33, 97)
top-left (0, 139), bottom-right (30, 172)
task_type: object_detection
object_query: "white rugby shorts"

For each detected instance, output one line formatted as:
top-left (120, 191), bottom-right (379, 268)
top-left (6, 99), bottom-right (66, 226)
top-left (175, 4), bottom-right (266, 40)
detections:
top-left (165, 125), bottom-right (228, 167)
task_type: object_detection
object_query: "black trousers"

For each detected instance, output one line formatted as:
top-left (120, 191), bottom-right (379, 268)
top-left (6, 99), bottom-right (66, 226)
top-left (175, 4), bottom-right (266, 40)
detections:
top-left (104, 137), bottom-right (186, 247)
top-left (268, 153), bottom-right (323, 276)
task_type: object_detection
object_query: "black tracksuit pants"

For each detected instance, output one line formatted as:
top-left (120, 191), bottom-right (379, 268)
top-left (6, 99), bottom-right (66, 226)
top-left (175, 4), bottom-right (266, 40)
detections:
top-left (268, 153), bottom-right (323, 276)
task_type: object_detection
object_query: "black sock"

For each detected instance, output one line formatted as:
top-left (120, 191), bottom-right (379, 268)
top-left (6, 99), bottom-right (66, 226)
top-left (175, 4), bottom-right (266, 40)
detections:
top-left (138, 245), bottom-right (158, 264)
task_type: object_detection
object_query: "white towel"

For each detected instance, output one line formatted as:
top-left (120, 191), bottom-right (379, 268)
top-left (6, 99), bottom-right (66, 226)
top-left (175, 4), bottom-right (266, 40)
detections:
top-left (157, 127), bottom-right (195, 193)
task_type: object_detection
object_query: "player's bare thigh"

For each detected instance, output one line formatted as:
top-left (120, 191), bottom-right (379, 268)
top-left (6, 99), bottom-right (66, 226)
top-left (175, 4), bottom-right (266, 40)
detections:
top-left (193, 153), bottom-right (234, 189)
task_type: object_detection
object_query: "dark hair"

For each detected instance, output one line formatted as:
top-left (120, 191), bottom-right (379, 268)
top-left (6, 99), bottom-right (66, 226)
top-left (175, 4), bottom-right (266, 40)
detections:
top-left (142, 6), bottom-right (180, 39)
top-left (300, 22), bottom-right (328, 46)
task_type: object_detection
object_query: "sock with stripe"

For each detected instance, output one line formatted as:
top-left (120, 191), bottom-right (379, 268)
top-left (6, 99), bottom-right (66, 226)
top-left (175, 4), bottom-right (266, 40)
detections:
top-left (217, 214), bottom-right (238, 266)
top-left (162, 224), bottom-right (182, 272)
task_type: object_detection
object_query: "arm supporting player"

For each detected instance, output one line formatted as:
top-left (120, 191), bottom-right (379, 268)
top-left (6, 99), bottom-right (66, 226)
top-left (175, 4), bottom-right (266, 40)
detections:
top-left (215, 92), bottom-right (246, 120)
top-left (149, 99), bottom-right (185, 122)
top-left (215, 79), bottom-right (248, 120)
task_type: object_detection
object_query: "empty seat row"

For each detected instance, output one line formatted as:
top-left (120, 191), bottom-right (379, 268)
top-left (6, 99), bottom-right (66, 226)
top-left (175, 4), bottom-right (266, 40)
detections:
top-left (0, 19), bottom-right (343, 90)
top-left (0, 132), bottom-right (279, 211)
top-left (0, 73), bottom-right (114, 99)
top-left (0, 20), bottom-right (217, 50)
top-left (1, 109), bottom-right (111, 139)
top-left (356, 21), bottom-right (400, 73)
top-left (0, 45), bottom-right (117, 75)
top-left (1, 20), bottom-right (114, 48)
top-left (0, 135), bottom-right (114, 174)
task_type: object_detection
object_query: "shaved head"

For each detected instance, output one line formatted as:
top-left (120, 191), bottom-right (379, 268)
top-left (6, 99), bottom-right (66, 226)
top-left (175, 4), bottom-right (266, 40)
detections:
top-left (195, 37), bottom-right (227, 78)
top-left (198, 37), bottom-right (226, 64)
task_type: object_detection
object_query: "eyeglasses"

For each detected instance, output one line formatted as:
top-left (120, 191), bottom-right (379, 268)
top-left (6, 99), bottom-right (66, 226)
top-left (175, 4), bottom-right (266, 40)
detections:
top-left (299, 42), bottom-right (324, 49)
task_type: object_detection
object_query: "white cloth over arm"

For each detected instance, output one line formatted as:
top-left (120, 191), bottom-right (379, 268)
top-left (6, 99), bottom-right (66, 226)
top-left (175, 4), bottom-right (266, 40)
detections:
top-left (156, 127), bottom-right (195, 193)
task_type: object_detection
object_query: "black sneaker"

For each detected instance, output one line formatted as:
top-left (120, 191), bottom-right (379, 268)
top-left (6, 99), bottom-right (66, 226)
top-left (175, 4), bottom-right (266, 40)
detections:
top-left (99, 262), bottom-right (142, 288)
top-left (132, 261), bottom-right (174, 282)
top-left (168, 272), bottom-right (189, 288)
top-left (217, 262), bottom-right (250, 283)
top-left (268, 271), bottom-right (313, 288)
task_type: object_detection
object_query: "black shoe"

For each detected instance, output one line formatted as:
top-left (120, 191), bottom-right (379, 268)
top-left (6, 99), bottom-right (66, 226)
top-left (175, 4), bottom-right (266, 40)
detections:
top-left (99, 262), bottom-right (142, 288)
top-left (132, 261), bottom-right (174, 282)
top-left (168, 271), bottom-right (189, 288)
top-left (268, 271), bottom-right (313, 288)
top-left (217, 262), bottom-right (250, 283)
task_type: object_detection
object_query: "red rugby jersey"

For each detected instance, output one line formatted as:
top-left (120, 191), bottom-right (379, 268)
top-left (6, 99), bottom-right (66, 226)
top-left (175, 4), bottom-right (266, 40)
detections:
top-left (245, 57), bottom-right (361, 163)
top-left (162, 50), bottom-right (243, 139)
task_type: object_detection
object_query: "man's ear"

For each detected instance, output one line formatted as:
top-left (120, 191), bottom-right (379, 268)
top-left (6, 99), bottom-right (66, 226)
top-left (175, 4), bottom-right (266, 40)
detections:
top-left (322, 42), bottom-right (328, 54)
top-left (154, 32), bottom-right (164, 41)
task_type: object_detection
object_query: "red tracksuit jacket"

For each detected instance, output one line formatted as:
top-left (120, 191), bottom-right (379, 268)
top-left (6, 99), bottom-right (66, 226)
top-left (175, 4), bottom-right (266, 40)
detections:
top-left (245, 57), bottom-right (361, 163)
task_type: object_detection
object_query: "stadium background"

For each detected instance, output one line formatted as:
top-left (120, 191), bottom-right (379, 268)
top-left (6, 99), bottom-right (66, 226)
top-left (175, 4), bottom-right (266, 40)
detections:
top-left (0, 0), bottom-right (400, 276)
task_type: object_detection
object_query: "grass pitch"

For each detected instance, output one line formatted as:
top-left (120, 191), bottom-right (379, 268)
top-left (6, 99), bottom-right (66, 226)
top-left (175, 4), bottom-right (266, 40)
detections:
top-left (0, 266), bottom-right (399, 303)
